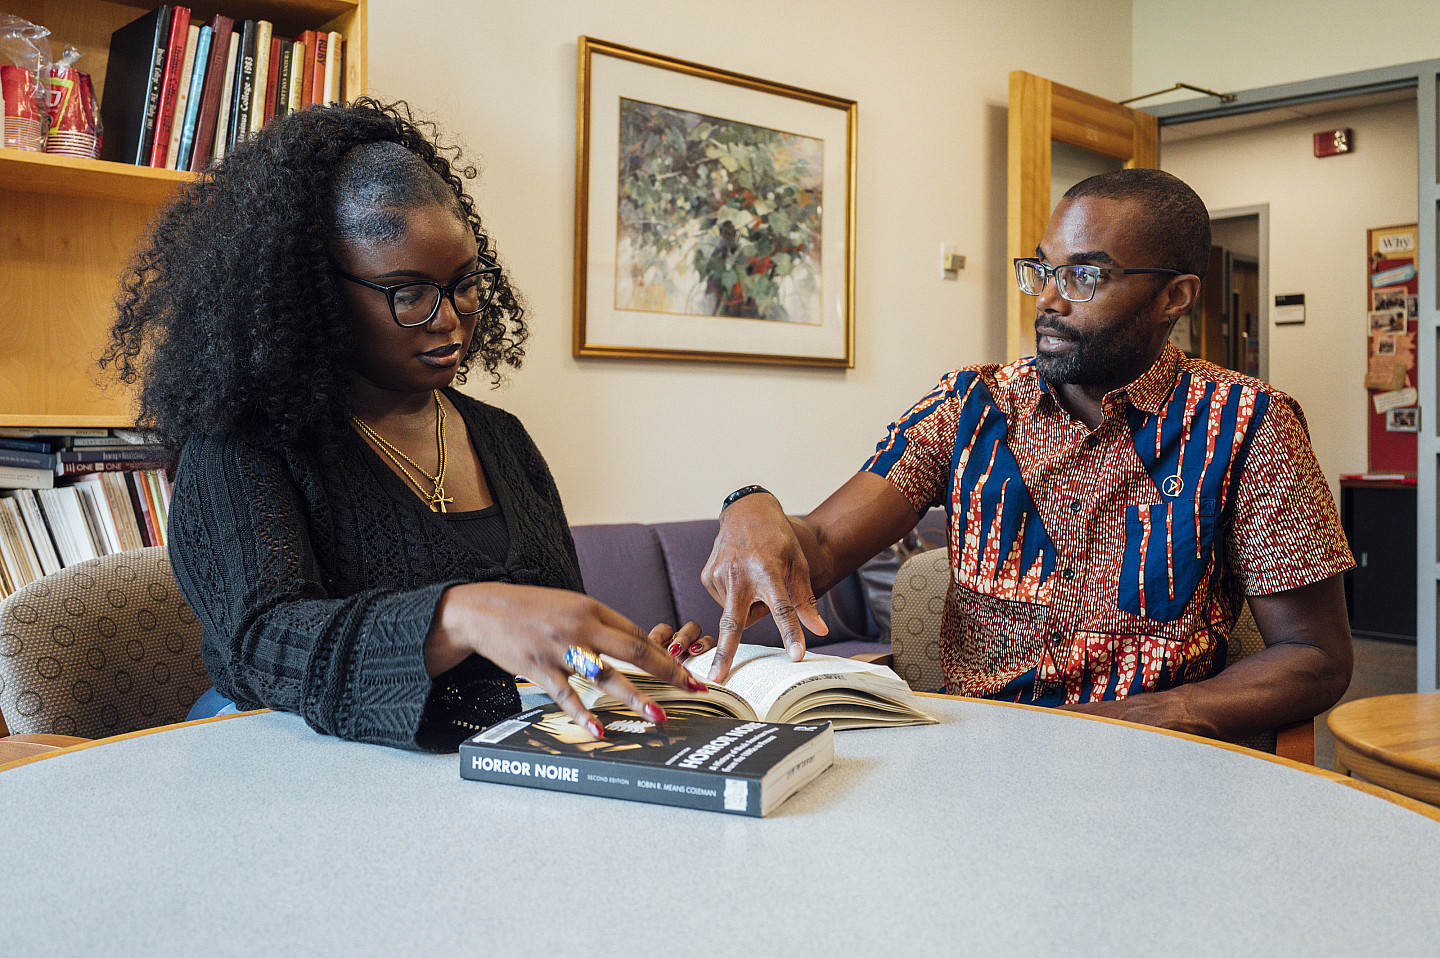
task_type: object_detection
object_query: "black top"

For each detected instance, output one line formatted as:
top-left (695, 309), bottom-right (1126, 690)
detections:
top-left (167, 389), bottom-right (583, 751)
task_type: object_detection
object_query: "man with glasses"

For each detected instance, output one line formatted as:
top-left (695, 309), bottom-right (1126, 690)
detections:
top-left (704, 169), bottom-right (1354, 743)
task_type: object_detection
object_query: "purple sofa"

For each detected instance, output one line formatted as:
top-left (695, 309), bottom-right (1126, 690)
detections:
top-left (570, 511), bottom-right (945, 659)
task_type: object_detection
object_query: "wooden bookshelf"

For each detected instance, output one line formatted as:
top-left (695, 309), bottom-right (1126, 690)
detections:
top-left (0, 0), bottom-right (366, 428)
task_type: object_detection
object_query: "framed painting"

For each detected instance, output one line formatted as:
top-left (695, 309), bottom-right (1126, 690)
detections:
top-left (574, 37), bottom-right (856, 367)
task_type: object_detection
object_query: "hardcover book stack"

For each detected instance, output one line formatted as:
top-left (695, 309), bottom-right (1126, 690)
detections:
top-left (99, 5), bottom-right (346, 170)
top-left (0, 428), bottom-right (171, 598)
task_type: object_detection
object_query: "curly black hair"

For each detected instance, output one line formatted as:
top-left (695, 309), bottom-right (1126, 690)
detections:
top-left (101, 98), bottom-right (528, 456)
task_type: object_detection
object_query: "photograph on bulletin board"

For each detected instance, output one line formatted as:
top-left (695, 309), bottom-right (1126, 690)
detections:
top-left (1366, 223), bottom-right (1418, 472)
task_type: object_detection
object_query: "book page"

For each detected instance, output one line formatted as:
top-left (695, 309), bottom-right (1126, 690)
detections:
top-left (684, 646), bottom-right (919, 722)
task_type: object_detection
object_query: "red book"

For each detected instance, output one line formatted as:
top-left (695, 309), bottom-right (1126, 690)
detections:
top-left (148, 6), bottom-right (192, 167)
top-left (296, 30), bottom-right (317, 107)
top-left (187, 14), bottom-right (234, 171)
top-left (310, 31), bottom-right (329, 105)
top-left (262, 35), bottom-right (281, 126)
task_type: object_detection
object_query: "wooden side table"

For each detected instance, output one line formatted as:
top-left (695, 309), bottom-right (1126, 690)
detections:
top-left (1328, 693), bottom-right (1440, 805)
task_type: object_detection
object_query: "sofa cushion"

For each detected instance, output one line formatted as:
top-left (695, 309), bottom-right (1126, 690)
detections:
top-left (569, 523), bottom-right (679, 636)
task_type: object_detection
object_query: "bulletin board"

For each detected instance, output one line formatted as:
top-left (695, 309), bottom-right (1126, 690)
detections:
top-left (1365, 223), bottom-right (1419, 473)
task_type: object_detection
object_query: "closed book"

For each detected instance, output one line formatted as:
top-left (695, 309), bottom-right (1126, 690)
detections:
top-left (0, 437), bottom-right (53, 453)
top-left (98, 5), bottom-right (172, 165)
top-left (272, 39), bottom-right (294, 120)
top-left (80, 473), bottom-right (147, 552)
top-left (149, 6), bottom-right (192, 167)
top-left (209, 39), bottom-right (240, 163)
top-left (125, 471), bottom-right (160, 547)
top-left (262, 33), bottom-right (281, 126)
top-left (175, 24), bottom-right (212, 170)
top-left (324, 31), bottom-right (342, 102)
top-left (286, 39), bottom-right (306, 113)
top-left (0, 498), bottom-right (43, 588)
top-left (141, 470), bottom-right (170, 544)
top-left (309, 30), bottom-right (329, 105)
top-left (0, 465), bottom-right (54, 490)
top-left (460, 706), bottom-right (833, 817)
top-left (37, 487), bottom-right (98, 565)
top-left (0, 427), bottom-right (109, 438)
top-left (72, 482), bottom-right (123, 555)
top-left (228, 20), bottom-right (258, 148)
top-left (248, 21), bottom-right (273, 135)
top-left (187, 14), bottom-right (234, 172)
top-left (163, 22), bottom-right (201, 168)
top-left (296, 30), bottom-right (317, 108)
top-left (0, 447), bottom-right (56, 471)
top-left (56, 459), bottom-right (167, 476)
top-left (4, 489), bottom-right (62, 576)
top-left (57, 445), bottom-right (165, 463)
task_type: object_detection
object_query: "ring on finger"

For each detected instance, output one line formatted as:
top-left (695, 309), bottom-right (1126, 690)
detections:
top-left (563, 645), bottom-right (605, 681)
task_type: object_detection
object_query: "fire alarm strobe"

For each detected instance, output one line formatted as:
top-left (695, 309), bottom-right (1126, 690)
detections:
top-left (1314, 128), bottom-right (1352, 157)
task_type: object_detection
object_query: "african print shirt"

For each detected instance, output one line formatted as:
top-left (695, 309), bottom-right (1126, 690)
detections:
top-left (862, 343), bottom-right (1354, 705)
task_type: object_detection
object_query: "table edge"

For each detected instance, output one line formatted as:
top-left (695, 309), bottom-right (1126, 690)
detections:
top-left (1326, 693), bottom-right (1440, 779)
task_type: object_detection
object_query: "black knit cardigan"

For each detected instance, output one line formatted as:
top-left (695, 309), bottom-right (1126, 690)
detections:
top-left (167, 389), bottom-right (584, 751)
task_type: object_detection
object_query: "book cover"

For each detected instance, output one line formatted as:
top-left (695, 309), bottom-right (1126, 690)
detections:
top-left (460, 706), bottom-right (833, 817)
top-left (0, 427), bottom-right (109, 438)
top-left (55, 459), bottom-right (167, 477)
top-left (210, 40), bottom-right (240, 163)
top-left (142, 470), bottom-right (170, 544)
top-left (38, 487), bottom-right (97, 566)
top-left (323, 31), bottom-right (342, 103)
top-left (148, 6), bottom-right (192, 167)
top-left (228, 19), bottom-right (257, 149)
top-left (262, 33), bottom-right (281, 126)
top-left (125, 471), bottom-right (160, 547)
top-left (0, 498), bottom-right (43, 589)
top-left (163, 22), bottom-right (200, 168)
top-left (0, 447), bottom-right (56, 471)
top-left (98, 5), bottom-right (172, 165)
top-left (296, 31), bottom-right (317, 109)
top-left (175, 23), bottom-right (212, 170)
top-left (72, 482), bottom-right (122, 555)
top-left (309, 30), bottom-right (329, 106)
top-left (82, 473), bottom-right (146, 552)
top-left (248, 21), bottom-right (273, 136)
top-left (188, 13), bottom-right (234, 172)
top-left (273, 39), bottom-right (294, 120)
top-left (57, 446), bottom-right (165, 463)
top-left (0, 438), bottom-right (53, 454)
top-left (573, 645), bottom-right (936, 730)
top-left (4, 489), bottom-right (62, 576)
top-left (286, 39), bottom-right (306, 113)
top-left (0, 465), bottom-right (55, 490)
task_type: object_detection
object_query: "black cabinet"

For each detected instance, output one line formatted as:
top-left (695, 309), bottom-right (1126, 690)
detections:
top-left (1340, 481), bottom-right (1417, 642)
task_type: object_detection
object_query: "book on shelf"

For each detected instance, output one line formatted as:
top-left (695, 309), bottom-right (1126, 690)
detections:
top-left (97, 5), bottom-right (173, 165)
top-left (460, 705), bottom-right (833, 817)
top-left (287, 38), bottom-right (306, 113)
top-left (3, 490), bottom-right (62, 576)
top-left (37, 487), bottom-right (98, 567)
top-left (73, 482), bottom-right (122, 555)
top-left (228, 19), bottom-right (258, 149)
top-left (262, 34), bottom-right (282, 126)
top-left (323, 31), bottom-right (342, 103)
top-left (0, 497), bottom-right (45, 592)
top-left (190, 13), bottom-right (236, 171)
top-left (56, 446), bottom-right (165, 463)
top-left (174, 23), bottom-right (212, 171)
top-left (572, 645), bottom-right (937, 730)
top-left (248, 21), bottom-right (273, 137)
top-left (0, 447), bottom-right (56, 471)
top-left (149, 5), bottom-right (192, 168)
top-left (0, 427), bottom-right (110, 438)
top-left (209, 37), bottom-right (241, 164)
top-left (309, 30), bottom-right (329, 105)
top-left (0, 464), bottom-right (54, 491)
top-left (162, 21), bottom-right (200, 169)
top-left (0, 437), bottom-right (53, 454)
top-left (272, 39), bottom-right (294, 121)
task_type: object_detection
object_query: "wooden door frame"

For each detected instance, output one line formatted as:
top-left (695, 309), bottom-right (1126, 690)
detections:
top-left (1007, 71), bottom-right (1159, 360)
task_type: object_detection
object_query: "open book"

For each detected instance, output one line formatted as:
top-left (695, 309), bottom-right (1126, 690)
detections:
top-left (571, 644), bottom-right (936, 730)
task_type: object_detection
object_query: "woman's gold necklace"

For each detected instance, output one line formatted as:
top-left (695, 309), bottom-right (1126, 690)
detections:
top-left (352, 390), bottom-right (454, 513)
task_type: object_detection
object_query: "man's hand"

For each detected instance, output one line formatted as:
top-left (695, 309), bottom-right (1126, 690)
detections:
top-left (701, 492), bottom-right (827, 682)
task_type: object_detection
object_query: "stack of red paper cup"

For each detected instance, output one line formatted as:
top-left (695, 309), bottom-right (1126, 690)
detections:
top-left (2, 64), bottom-right (46, 151)
top-left (44, 64), bottom-right (97, 158)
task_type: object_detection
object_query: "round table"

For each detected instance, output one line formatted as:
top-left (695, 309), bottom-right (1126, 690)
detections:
top-left (3, 697), bottom-right (1439, 957)
top-left (1328, 692), bottom-right (1440, 805)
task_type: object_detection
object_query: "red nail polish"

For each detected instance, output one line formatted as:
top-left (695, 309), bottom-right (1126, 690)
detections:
top-left (689, 642), bottom-right (705, 654)
top-left (668, 642), bottom-right (683, 656)
top-left (645, 703), bottom-right (667, 723)
top-left (588, 719), bottom-right (605, 738)
top-left (686, 676), bottom-right (708, 693)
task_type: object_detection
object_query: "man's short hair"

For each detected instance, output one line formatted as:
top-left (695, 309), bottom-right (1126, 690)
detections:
top-left (1061, 169), bottom-right (1211, 279)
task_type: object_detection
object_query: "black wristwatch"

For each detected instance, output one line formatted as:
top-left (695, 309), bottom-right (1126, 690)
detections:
top-left (721, 484), bottom-right (772, 514)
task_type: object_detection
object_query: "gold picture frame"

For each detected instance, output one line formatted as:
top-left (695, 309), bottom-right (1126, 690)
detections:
top-left (574, 37), bottom-right (856, 367)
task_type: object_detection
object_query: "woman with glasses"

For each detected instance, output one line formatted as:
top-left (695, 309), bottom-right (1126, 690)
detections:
top-left (103, 99), bottom-right (707, 751)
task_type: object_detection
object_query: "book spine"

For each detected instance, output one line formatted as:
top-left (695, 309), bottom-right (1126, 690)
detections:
top-left (188, 14), bottom-right (234, 172)
top-left (325, 32), bottom-right (343, 103)
top-left (5, 489), bottom-right (63, 575)
top-left (229, 20), bottom-right (258, 148)
top-left (175, 24), bottom-right (211, 170)
top-left (142, 470), bottom-right (170, 544)
top-left (36, 490), bottom-right (79, 566)
top-left (0, 438), bottom-right (52, 453)
top-left (273, 40), bottom-right (294, 120)
top-left (0, 465), bottom-right (54, 490)
top-left (149, 6), bottom-right (192, 167)
top-left (249, 21), bottom-right (274, 136)
top-left (458, 745), bottom-right (762, 816)
top-left (0, 448), bottom-right (56, 470)
top-left (125, 472), bottom-right (159, 548)
top-left (287, 39), bottom-right (306, 113)
top-left (0, 427), bottom-right (109, 438)
top-left (57, 446), bottom-right (164, 463)
top-left (262, 33), bottom-right (281, 127)
top-left (69, 486), bottom-right (110, 557)
top-left (310, 31), bottom-right (329, 106)
top-left (297, 31), bottom-right (318, 108)
top-left (97, 5), bottom-right (171, 165)
top-left (0, 500), bottom-right (41, 588)
top-left (73, 483), bottom-right (122, 555)
top-left (56, 459), bottom-right (165, 476)
top-left (210, 40), bottom-right (240, 163)
top-left (163, 22), bottom-right (201, 168)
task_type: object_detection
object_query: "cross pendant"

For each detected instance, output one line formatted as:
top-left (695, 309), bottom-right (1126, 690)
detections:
top-left (428, 486), bottom-right (455, 513)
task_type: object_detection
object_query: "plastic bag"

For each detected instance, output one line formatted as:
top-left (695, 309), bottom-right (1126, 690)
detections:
top-left (0, 14), bottom-right (53, 151)
top-left (45, 45), bottom-right (99, 158)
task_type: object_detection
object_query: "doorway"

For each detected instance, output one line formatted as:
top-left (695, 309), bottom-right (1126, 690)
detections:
top-left (1167, 208), bottom-right (1266, 379)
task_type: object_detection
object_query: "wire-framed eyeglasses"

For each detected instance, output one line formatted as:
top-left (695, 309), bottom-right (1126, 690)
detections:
top-left (1013, 258), bottom-right (1181, 303)
top-left (335, 261), bottom-right (502, 327)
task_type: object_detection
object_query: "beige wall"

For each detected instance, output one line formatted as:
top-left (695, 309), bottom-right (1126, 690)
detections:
top-left (365, 0), bottom-right (1132, 523)
top-left (1161, 99), bottom-right (1419, 487)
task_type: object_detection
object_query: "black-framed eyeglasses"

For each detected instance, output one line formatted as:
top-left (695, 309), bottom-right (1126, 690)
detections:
top-left (1013, 258), bottom-right (1181, 303)
top-left (335, 261), bottom-right (502, 327)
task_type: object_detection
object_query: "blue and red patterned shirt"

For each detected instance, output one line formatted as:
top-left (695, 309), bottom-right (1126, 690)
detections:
top-left (863, 343), bottom-right (1354, 705)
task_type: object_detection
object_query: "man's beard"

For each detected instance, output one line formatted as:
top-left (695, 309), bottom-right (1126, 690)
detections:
top-left (1033, 313), bottom-right (1149, 388)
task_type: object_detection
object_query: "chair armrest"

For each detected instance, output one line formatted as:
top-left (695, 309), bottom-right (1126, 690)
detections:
top-left (1274, 720), bottom-right (1315, 765)
top-left (851, 652), bottom-right (893, 667)
top-left (0, 734), bottom-right (91, 770)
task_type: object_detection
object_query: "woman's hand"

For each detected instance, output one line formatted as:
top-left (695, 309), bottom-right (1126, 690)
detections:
top-left (425, 582), bottom-right (709, 738)
top-left (651, 621), bottom-right (716, 664)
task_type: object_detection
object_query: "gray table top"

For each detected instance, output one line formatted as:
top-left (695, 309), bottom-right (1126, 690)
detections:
top-left (3, 697), bottom-right (1438, 958)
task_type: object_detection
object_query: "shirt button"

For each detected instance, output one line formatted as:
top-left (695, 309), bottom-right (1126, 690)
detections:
top-left (1083, 435), bottom-right (1099, 449)
top-left (1062, 567), bottom-right (1075, 580)
top-left (1069, 500), bottom-right (1081, 513)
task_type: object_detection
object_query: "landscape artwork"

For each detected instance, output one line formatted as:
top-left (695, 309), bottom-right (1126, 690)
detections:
top-left (614, 98), bottom-right (824, 325)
